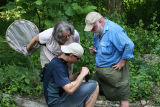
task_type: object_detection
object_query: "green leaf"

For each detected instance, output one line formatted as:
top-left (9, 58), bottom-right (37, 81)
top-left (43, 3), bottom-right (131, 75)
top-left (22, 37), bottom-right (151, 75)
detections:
top-left (48, 9), bottom-right (55, 18)
top-left (83, 6), bottom-right (97, 13)
top-left (65, 7), bottom-right (74, 16)
top-left (45, 20), bottom-right (53, 28)
top-left (25, 79), bottom-right (30, 84)
top-left (12, 87), bottom-right (18, 91)
top-left (35, 0), bottom-right (42, 5)
top-left (72, 3), bottom-right (81, 10)
top-left (71, 3), bottom-right (84, 14)
top-left (1, 2), bottom-right (16, 10)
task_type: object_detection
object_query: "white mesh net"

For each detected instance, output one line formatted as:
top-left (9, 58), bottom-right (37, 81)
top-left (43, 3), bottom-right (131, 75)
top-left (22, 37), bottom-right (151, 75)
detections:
top-left (6, 19), bottom-right (40, 56)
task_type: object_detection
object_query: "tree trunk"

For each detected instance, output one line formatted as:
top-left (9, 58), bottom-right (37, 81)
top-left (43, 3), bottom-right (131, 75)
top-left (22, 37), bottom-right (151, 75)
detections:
top-left (106, 0), bottom-right (123, 14)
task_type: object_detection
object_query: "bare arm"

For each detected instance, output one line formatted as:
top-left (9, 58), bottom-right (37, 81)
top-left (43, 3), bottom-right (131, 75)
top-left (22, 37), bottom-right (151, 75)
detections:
top-left (62, 67), bottom-right (89, 94)
top-left (26, 35), bottom-right (39, 51)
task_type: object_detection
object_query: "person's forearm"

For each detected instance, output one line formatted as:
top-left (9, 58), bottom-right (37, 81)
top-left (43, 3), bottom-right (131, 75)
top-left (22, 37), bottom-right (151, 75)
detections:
top-left (26, 35), bottom-right (39, 51)
top-left (63, 67), bottom-right (89, 94)
top-left (63, 73), bottom-right (85, 94)
top-left (120, 59), bottom-right (127, 64)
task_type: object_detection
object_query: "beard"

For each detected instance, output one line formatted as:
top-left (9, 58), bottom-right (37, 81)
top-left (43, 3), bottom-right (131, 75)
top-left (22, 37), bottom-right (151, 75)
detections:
top-left (93, 22), bottom-right (103, 36)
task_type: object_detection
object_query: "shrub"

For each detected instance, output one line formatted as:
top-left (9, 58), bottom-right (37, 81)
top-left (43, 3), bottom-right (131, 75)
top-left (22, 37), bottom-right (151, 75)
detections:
top-left (0, 65), bottom-right (42, 98)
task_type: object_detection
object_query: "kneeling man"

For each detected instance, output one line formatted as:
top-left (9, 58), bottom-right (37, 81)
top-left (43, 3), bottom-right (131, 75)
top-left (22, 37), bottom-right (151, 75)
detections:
top-left (43, 43), bottom-right (99, 107)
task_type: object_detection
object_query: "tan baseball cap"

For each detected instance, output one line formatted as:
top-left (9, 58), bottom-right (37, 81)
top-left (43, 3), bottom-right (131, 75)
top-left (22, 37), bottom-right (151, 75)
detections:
top-left (84, 12), bottom-right (103, 31)
top-left (61, 43), bottom-right (84, 58)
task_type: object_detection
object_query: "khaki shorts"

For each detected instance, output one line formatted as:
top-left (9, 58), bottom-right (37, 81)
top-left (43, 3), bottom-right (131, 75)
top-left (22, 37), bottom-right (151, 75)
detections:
top-left (93, 62), bottom-right (130, 101)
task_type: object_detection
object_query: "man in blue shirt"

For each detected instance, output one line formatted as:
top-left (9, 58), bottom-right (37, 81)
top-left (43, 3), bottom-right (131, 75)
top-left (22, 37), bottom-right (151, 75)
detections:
top-left (43, 43), bottom-right (99, 107)
top-left (84, 12), bottom-right (134, 107)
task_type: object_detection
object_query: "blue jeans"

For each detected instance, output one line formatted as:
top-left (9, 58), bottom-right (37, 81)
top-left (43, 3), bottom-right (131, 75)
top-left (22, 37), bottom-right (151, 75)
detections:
top-left (49, 80), bottom-right (97, 107)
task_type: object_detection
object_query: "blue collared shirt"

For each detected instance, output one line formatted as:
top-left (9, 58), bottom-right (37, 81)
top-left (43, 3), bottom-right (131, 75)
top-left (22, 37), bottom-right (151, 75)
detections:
top-left (93, 18), bottom-right (134, 67)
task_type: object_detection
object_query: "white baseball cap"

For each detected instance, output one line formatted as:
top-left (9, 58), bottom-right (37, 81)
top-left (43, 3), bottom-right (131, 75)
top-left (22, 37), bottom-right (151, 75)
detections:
top-left (84, 11), bottom-right (103, 31)
top-left (61, 43), bottom-right (84, 58)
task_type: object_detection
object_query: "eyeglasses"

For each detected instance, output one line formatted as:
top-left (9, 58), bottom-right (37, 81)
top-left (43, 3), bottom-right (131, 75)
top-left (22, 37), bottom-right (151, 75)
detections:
top-left (74, 55), bottom-right (81, 60)
top-left (62, 34), bottom-right (70, 39)
top-left (65, 53), bottom-right (80, 60)
top-left (62, 31), bottom-right (71, 40)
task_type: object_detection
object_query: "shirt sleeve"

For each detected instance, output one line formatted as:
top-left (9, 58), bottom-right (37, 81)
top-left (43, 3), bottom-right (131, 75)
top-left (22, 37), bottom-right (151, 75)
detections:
top-left (39, 28), bottom-right (53, 44)
top-left (110, 30), bottom-right (134, 60)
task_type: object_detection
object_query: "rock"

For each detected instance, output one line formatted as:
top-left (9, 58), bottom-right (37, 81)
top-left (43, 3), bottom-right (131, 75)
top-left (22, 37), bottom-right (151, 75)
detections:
top-left (2, 93), bottom-right (47, 107)
top-left (143, 54), bottom-right (159, 63)
top-left (2, 93), bottom-right (159, 107)
top-left (141, 100), bottom-right (149, 106)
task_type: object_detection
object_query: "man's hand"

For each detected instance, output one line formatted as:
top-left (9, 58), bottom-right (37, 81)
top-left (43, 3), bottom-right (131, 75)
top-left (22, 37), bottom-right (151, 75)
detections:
top-left (112, 60), bottom-right (127, 71)
top-left (80, 67), bottom-right (90, 77)
top-left (89, 47), bottom-right (96, 55)
top-left (26, 35), bottom-right (39, 51)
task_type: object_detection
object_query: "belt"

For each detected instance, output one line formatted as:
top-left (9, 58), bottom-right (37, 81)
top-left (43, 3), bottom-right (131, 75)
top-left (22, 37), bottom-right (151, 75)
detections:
top-left (95, 66), bottom-right (113, 72)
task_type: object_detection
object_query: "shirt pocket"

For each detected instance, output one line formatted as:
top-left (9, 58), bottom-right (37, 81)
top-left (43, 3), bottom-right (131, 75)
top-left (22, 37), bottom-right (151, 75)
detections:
top-left (100, 42), bottom-right (113, 55)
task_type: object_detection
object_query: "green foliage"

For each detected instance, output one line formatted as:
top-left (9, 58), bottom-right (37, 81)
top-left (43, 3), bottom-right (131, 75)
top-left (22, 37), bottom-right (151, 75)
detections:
top-left (0, 39), bottom-right (41, 70)
top-left (1, 0), bottom-right (160, 105)
top-left (153, 94), bottom-right (160, 104)
top-left (130, 68), bottom-right (154, 101)
top-left (0, 96), bottom-right (17, 107)
top-left (0, 90), bottom-right (17, 107)
top-left (129, 56), bottom-right (160, 103)
top-left (89, 0), bottom-right (106, 13)
top-left (0, 41), bottom-right (28, 66)
top-left (0, 65), bottom-right (42, 98)
top-left (144, 62), bottom-right (160, 86)
top-left (0, 18), bottom-right (14, 38)
top-left (122, 18), bottom-right (160, 54)
top-left (0, 0), bottom-right (97, 31)
top-left (123, 0), bottom-right (160, 27)
top-left (74, 31), bottom-right (96, 78)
